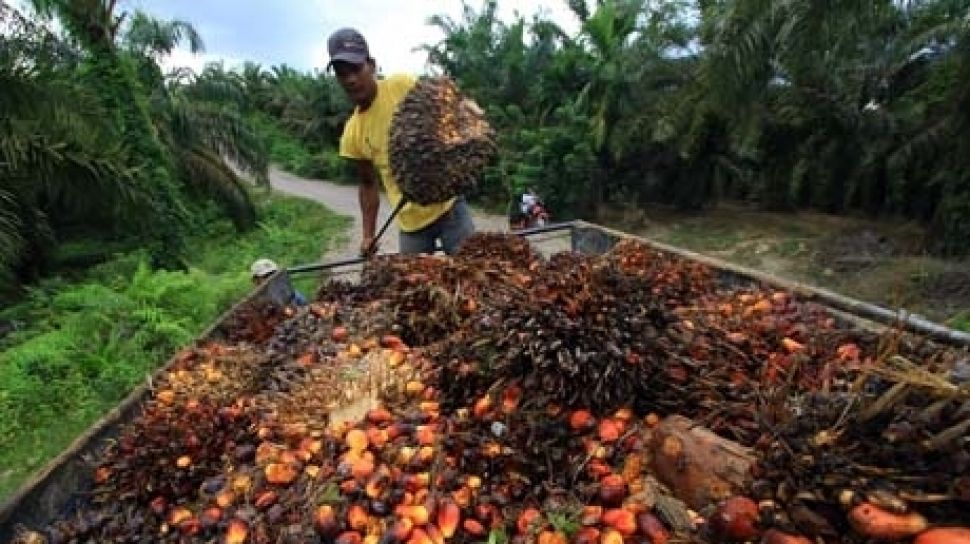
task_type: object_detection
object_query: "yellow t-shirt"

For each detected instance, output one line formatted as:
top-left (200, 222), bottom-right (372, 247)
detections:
top-left (339, 74), bottom-right (456, 232)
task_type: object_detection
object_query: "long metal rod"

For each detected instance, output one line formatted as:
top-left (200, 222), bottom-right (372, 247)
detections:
top-left (287, 221), bottom-right (579, 275)
top-left (365, 198), bottom-right (407, 256)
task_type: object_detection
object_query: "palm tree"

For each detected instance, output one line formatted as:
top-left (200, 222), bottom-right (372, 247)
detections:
top-left (1, 3), bottom-right (141, 280)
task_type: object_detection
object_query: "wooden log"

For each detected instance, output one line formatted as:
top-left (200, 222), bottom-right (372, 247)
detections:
top-left (646, 415), bottom-right (756, 511)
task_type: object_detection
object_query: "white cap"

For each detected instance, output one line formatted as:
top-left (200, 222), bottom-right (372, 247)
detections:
top-left (250, 258), bottom-right (279, 279)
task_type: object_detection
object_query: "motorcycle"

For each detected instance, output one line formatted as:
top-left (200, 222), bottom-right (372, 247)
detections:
top-left (510, 200), bottom-right (550, 230)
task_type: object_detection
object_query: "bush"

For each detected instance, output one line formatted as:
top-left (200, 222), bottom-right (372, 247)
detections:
top-left (0, 192), bottom-right (350, 499)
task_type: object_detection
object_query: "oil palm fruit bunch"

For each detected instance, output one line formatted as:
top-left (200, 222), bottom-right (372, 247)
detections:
top-left (389, 76), bottom-right (497, 205)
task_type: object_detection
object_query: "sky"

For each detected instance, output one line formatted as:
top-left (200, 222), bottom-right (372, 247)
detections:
top-left (101, 1), bottom-right (583, 75)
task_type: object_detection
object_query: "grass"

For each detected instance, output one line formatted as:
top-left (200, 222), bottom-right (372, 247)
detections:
top-left (605, 203), bottom-right (970, 332)
top-left (0, 191), bottom-right (350, 501)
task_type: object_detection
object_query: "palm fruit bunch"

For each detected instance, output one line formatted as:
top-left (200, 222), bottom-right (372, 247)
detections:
top-left (389, 76), bottom-right (497, 205)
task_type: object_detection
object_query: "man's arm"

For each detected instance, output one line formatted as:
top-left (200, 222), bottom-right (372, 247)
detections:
top-left (355, 159), bottom-right (380, 255)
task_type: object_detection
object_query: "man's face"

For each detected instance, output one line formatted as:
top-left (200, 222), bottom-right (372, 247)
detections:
top-left (333, 60), bottom-right (377, 108)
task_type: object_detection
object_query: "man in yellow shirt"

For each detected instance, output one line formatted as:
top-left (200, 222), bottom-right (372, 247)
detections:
top-left (327, 28), bottom-right (475, 256)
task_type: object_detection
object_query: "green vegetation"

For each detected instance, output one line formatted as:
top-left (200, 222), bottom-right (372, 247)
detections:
top-left (1, 1), bottom-right (268, 286)
top-left (418, 0), bottom-right (970, 256)
top-left (249, 113), bottom-right (347, 182)
top-left (0, 193), bottom-right (349, 500)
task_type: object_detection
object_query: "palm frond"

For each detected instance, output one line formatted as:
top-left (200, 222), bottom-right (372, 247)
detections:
top-left (177, 147), bottom-right (256, 230)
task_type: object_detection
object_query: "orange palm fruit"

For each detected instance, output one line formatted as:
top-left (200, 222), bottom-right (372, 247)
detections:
top-left (381, 334), bottom-right (405, 349)
top-left (215, 489), bottom-right (235, 508)
top-left (176, 455), bottom-right (192, 468)
top-left (201, 507), bottom-right (222, 527)
top-left (345, 429), bottom-right (369, 452)
top-left (482, 442), bottom-right (502, 458)
top-left (417, 446), bottom-right (435, 464)
top-left (600, 528), bottom-right (624, 544)
top-left (517, 508), bottom-right (542, 534)
top-left (452, 486), bottom-right (472, 508)
top-left (365, 474), bottom-right (388, 499)
top-left (226, 519), bottom-right (248, 544)
top-left (426, 524), bottom-right (446, 544)
top-left (169, 507), bottom-right (193, 526)
top-left (598, 419), bottom-right (622, 442)
top-left (340, 478), bottom-right (361, 495)
top-left (401, 504), bottom-right (430, 526)
top-left (366, 407), bottom-right (393, 425)
top-left (405, 381), bottom-right (425, 396)
top-left (264, 463), bottom-right (298, 485)
top-left (314, 505), bottom-right (339, 537)
top-left (463, 519), bottom-right (486, 537)
top-left (336, 531), bottom-right (363, 544)
top-left (603, 509), bottom-right (637, 536)
top-left (254, 490), bottom-right (278, 510)
top-left (156, 389), bottom-right (175, 405)
top-left (569, 410), bottom-right (596, 432)
top-left (416, 425), bottom-right (435, 446)
top-left (581, 506), bottom-right (603, 526)
top-left (390, 518), bottom-right (414, 542)
top-left (613, 407), bottom-right (633, 421)
top-left (538, 531), bottom-right (568, 544)
top-left (473, 396), bottom-right (492, 418)
top-left (347, 504), bottom-right (369, 531)
top-left (408, 528), bottom-right (433, 544)
top-left (366, 428), bottom-right (388, 449)
top-left (437, 500), bottom-right (460, 538)
top-left (419, 401), bottom-right (440, 414)
top-left (352, 458), bottom-right (376, 480)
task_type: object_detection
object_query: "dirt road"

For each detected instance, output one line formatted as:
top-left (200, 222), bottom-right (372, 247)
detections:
top-left (269, 167), bottom-right (511, 260)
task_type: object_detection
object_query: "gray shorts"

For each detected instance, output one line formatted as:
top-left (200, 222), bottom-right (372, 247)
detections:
top-left (399, 198), bottom-right (475, 255)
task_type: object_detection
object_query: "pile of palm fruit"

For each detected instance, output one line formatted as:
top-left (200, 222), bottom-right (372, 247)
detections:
top-left (10, 234), bottom-right (969, 544)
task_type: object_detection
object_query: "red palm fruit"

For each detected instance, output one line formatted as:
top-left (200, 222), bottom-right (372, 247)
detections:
top-left (149, 496), bottom-right (167, 516)
top-left (463, 519), bottom-right (486, 537)
top-left (408, 528), bottom-right (433, 544)
top-left (575, 527), bottom-right (600, 544)
top-left (347, 504), bottom-right (369, 531)
top-left (517, 508), bottom-right (542, 534)
top-left (603, 509), bottom-right (637, 536)
top-left (709, 496), bottom-right (761, 541)
top-left (366, 407), bottom-right (393, 424)
top-left (569, 410), bottom-right (596, 432)
top-left (426, 524), bottom-right (446, 544)
top-left (335, 531), bottom-right (363, 544)
top-left (254, 490), bottom-right (278, 510)
top-left (437, 500), bottom-right (460, 538)
top-left (501, 384), bottom-right (522, 413)
top-left (598, 419), bottom-right (622, 442)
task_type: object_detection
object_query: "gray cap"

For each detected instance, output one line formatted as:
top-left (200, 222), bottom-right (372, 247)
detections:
top-left (327, 27), bottom-right (370, 69)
